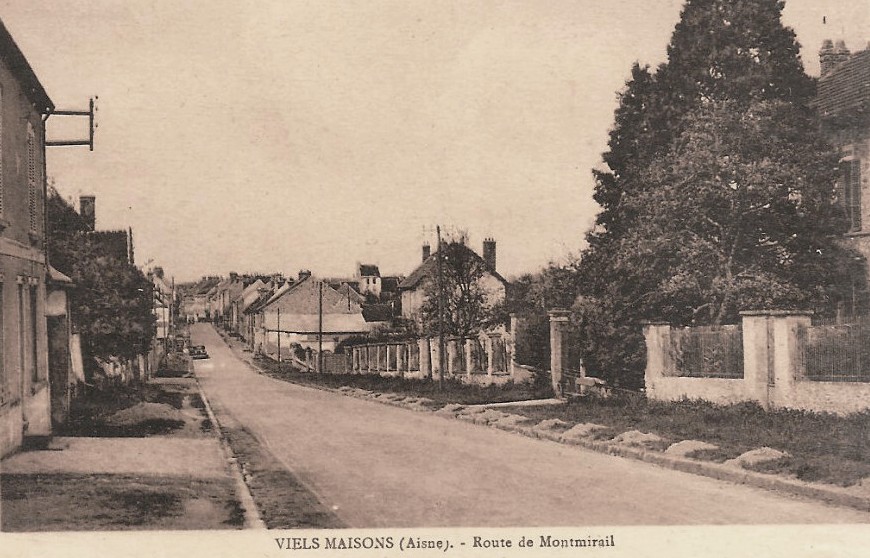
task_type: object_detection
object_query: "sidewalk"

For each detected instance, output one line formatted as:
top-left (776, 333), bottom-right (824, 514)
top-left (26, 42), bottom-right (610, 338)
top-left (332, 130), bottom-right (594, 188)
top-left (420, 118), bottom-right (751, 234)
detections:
top-left (1, 377), bottom-right (250, 531)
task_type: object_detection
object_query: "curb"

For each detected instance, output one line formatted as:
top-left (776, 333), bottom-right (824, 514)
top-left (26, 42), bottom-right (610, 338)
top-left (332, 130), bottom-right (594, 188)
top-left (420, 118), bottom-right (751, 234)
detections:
top-left (219, 331), bottom-right (870, 515)
top-left (196, 380), bottom-right (267, 529)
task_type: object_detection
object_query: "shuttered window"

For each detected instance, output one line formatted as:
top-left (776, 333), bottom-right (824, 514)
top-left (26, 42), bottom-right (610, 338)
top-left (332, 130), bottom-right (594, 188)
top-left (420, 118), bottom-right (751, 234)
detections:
top-left (30, 286), bottom-right (38, 382)
top-left (0, 282), bottom-right (5, 404)
top-left (0, 86), bottom-right (3, 217)
top-left (27, 123), bottom-right (36, 232)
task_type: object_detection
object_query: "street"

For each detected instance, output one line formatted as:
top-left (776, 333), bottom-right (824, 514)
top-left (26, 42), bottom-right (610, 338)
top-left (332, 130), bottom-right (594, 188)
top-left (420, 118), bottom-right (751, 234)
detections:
top-left (191, 323), bottom-right (870, 527)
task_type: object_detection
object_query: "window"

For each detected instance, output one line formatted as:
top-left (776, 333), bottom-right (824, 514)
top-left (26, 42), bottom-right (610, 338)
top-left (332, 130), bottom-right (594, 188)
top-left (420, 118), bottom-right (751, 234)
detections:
top-left (842, 159), bottom-right (862, 232)
top-left (0, 282), bottom-right (5, 404)
top-left (0, 85), bottom-right (4, 217)
top-left (30, 285), bottom-right (38, 383)
top-left (27, 123), bottom-right (37, 232)
top-left (18, 283), bottom-right (25, 389)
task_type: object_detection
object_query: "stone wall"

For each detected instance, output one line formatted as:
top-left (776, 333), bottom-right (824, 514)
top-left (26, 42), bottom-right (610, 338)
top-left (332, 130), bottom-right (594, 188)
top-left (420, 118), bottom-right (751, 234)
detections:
top-left (645, 311), bottom-right (870, 415)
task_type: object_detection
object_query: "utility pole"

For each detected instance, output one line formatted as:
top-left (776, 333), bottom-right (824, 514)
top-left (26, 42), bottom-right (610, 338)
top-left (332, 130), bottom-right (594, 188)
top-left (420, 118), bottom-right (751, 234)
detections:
top-left (277, 307), bottom-right (281, 363)
top-left (318, 280), bottom-right (324, 373)
top-left (436, 225), bottom-right (446, 390)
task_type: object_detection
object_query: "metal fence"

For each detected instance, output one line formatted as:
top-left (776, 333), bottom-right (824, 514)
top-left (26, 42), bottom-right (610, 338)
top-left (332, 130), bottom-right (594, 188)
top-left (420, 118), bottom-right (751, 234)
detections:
top-left (798, 321), bottom-right (870, 382)
top-left (321, 353), bottom-right (350, 374)
top-left (670, 325), bottom-right (744, 379)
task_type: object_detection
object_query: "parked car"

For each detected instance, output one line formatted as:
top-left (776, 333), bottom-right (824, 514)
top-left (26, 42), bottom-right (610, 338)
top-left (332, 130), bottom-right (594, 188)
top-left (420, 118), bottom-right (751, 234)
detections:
top-left (190, 345), bottom-right (209, 359)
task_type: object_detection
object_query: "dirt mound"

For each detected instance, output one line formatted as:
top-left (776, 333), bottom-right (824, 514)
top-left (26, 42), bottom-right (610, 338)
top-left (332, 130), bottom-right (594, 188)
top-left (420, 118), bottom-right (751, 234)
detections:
top-left (612, 430), bottom-right (666, 448)
top-left (106, 403), bottom-right (188, 427)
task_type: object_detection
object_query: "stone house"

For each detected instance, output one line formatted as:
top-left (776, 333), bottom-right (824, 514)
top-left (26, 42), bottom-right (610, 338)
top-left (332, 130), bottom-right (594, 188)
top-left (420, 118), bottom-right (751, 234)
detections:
top-left (815, 40), bottom-right (870, 312)
top-left (0, 18), bottom-right (55, 457)
top-left (356, 263), bottom-right (381, 298)
top-left (398, 238), bottom-right (507, 327)
top-left (257, 276), bottom-right (373, 356)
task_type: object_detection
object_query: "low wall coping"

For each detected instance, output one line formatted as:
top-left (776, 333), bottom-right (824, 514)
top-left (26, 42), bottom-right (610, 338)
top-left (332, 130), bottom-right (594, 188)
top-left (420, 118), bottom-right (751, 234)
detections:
top-left (739, 310), bottom-right (814, 317)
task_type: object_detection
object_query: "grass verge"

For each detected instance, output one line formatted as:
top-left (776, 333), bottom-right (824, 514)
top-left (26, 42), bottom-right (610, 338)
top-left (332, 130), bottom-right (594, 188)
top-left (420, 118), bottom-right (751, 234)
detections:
top-left (253, 355), bottom-right (553, 406)
top-left (500, 393), bottom-right (870, 487)
top-left (219, 425), bottom-right (344, 529)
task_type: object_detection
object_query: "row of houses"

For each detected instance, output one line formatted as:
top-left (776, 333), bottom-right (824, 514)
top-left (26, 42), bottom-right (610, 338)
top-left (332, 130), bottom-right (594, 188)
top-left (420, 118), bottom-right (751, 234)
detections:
top-left (182, 239), bottom-right (509, 361)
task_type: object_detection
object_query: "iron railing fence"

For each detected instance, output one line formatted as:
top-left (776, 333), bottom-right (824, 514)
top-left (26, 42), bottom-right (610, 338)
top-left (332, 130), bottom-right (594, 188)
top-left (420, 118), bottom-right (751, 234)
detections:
top-left (670, 325), bottom-right (744, 379)
top-left (798, 322), bottom-right (870, 383)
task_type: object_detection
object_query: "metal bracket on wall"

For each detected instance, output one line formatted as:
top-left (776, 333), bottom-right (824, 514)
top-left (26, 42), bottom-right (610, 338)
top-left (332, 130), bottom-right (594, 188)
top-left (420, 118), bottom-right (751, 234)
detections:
top-left (45, 97), bottom-right (97, 151)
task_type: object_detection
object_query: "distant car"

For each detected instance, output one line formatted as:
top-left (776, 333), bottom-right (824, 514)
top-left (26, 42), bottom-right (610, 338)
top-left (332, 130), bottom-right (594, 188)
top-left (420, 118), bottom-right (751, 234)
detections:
top-left (190, 345), bottom-right (209, 359)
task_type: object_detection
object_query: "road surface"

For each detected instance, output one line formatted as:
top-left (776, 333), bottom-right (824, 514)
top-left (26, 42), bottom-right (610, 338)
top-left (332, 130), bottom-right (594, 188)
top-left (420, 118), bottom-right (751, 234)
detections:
top-left (191, 323), bottom-right (870, 527)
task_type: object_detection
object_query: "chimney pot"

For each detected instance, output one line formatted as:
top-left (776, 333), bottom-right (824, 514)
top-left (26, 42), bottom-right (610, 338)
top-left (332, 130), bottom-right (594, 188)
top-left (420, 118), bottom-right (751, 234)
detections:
top-left (821, 39), bottom-right (851, 77)
top-left (422, 243), bottom-right (431, 262)
top-left (79, 195), bottom-right (96, 231)
top-left (482, 238), bottom-right (497, 272)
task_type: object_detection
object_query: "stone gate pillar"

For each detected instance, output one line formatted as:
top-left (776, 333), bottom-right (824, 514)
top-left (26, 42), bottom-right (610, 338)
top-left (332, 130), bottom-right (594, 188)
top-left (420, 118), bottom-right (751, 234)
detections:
top-left (419, 338), bottom-right (431, 378)
top-left (549, 309), bottom-right (571, 398)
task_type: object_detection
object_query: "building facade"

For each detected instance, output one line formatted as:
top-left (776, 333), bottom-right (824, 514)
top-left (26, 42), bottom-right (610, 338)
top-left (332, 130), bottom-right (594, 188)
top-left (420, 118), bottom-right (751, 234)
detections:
top-left (0, 20), bottom-right (55, 457)
top-left (816, 40), bottom-right (870, 313)
top-left (398, 240), bottom-right (507, 326)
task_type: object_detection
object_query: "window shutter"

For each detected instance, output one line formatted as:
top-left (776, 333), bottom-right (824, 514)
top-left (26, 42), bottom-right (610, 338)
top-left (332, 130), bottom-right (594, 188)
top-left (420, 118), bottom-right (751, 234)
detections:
top-left (0, 86), bottom-right (3, 217)
top-left (27, 124), bottom-right (36, 232)
top-left (850, 159), bottom-right (862, 232)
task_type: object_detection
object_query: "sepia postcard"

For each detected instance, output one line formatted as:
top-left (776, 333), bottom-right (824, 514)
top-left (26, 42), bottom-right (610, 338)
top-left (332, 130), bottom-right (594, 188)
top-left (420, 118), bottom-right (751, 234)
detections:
top-left (0, 1), bottom-right (869, 557)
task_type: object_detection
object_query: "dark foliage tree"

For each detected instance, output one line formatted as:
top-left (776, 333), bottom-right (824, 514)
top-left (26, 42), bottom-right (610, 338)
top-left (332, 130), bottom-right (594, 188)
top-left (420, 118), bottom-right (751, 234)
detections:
top-left (420, 239), bottom-right (501, 338)
top-left (47, 186), bottom-right (155, 361)
top-left (573, 0), bottom-right (861, 388)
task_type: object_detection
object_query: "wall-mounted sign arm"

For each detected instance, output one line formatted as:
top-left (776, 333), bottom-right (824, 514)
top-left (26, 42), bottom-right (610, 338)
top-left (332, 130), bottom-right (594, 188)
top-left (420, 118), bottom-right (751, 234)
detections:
top-left (45, 97), bottom-right (97, 151)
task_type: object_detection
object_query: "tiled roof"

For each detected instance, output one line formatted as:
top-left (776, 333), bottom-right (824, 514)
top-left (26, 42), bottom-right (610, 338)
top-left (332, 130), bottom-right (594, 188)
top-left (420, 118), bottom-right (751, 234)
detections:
top-left (261, 278), bottom-right (362, 315)
top-left (380, 276), bottom-right (401, 293)
top-left (335, 282), bottom-right (366, 304)
top-left (359, 264), bottom-right (380, 277)
top-left (0, 18), bottom-right (53, 113)
top-left (817, 49), bottom-right (870, 117)
top-left (191, 277), bottom-right (221, 295)
top-left (398, 244), bottom-right (507, 290)
top-left (362, 304), bottom-right (393, 323)
top-left (398, 255), bottom-right (437, 290)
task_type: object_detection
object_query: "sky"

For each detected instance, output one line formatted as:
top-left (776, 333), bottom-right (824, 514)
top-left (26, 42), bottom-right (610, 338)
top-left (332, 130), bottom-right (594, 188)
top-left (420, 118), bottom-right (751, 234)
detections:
top-left (0, 0), bottom-right (867, 282)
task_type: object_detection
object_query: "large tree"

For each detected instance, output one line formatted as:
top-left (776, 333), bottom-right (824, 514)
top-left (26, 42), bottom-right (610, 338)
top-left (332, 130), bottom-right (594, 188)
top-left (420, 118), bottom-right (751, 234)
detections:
top-left (420, 239), bottom-right (501, 338)
top-left (573, 0), bottom-right (862, 387)
top-left (47, 186), bottom-right (155, 361)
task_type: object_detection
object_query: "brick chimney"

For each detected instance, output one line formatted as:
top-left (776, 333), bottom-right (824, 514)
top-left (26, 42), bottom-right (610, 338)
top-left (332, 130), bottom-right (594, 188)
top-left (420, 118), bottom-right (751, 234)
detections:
top-left (422, 243), bottom-right (431, 262)
top-left (820, 39), bottom-right (851, 77)
top-left (79, 195), bottom-right (96, 231)
top-left (482, 238), bottom-right (496, 271)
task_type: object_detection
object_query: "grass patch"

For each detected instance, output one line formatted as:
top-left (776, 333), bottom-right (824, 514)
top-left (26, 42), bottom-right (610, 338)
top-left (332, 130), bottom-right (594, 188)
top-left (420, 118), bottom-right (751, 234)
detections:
top-left (156, 352), bottom-right (192, 378)
top-left (220, 425), bottom-right (343, 529)
top-left (747, 455), bottom-right (870, 487)
top-left (1, 473), bottom-right (242, 531)
top-left (686, 447), bottom-right (739, 463)
top-left (200, 418), bottom-right (213, 433)
top-left (254, 356), bottom-right (553, 406)
top-left (500, 393), bottom-right (870, 487)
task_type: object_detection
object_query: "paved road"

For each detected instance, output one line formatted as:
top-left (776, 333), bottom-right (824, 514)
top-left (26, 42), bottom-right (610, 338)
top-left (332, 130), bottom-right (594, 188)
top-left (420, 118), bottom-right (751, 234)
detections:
top-left (191, 324), bottom-right (870, 527)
